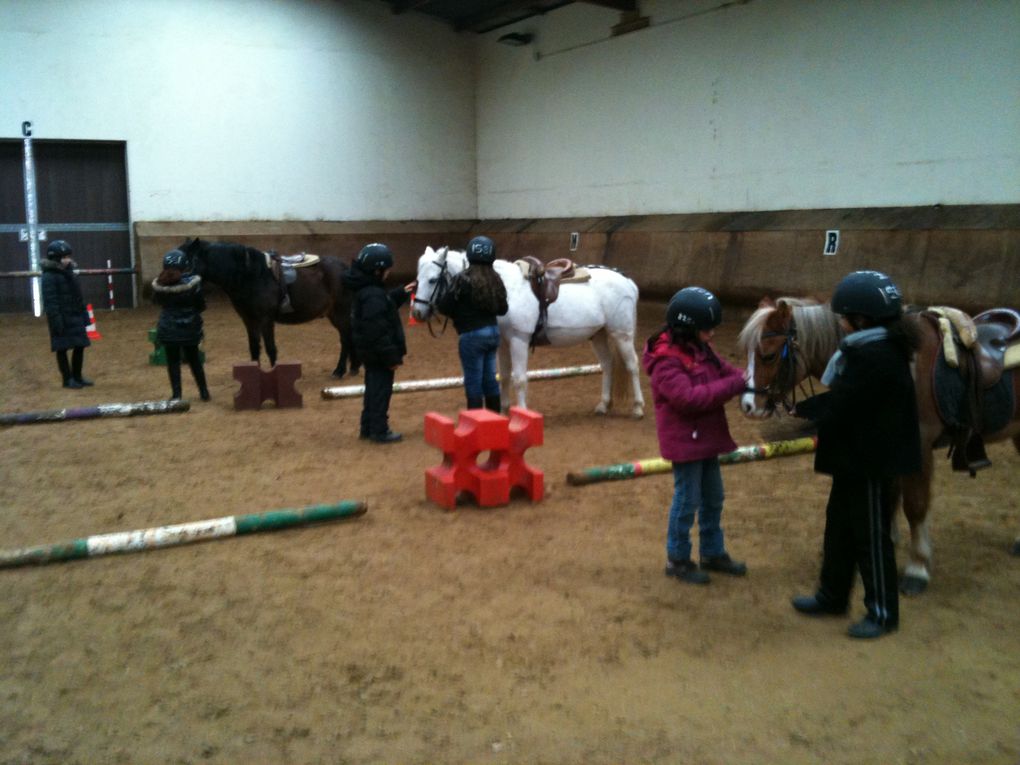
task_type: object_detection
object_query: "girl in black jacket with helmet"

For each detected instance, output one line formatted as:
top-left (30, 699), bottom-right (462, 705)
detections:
top-left (41, 240), bottom-right (92, 388)
top-left (341, 243), bottom-right (415, 443)
top-left (791, 270), bottom-right (921, 639)
top-left (152, 249), bottom-right (210, 401)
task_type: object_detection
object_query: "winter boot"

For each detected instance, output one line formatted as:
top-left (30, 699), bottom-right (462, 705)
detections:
top-left (71, 348), bottom-right (92, 386)
top-left (466, 395), bottom-right (484, 410)
top-left (190, 358), bottom-right (211, 401)
top-left (484, 394), bottom-right (502, 413)
top-left (167, 362), bottom-right (183, 400)
top-left (57, 352), bottom-right (74, 388)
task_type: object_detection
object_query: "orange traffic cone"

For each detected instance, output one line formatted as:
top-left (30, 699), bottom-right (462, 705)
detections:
top-left (408, 293), bottom-right (419, 326)
top-left (85, 304), bottom-right (102, 340)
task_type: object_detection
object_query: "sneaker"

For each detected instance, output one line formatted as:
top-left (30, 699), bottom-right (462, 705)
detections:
top-left (664, 558), bottom-right (710, 585)
top-left (791, 594), bottom-right (847, 617)
top-left (847, 617), bottom-right (897, 639)
top-left (701, 553), bottom-right (747, 576)
top-left (369, 430), bottom-right (402, 444)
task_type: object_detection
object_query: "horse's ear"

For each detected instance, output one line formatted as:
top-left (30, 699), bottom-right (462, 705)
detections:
top-left (775, 299), bottom-right (793, 319)
top-left (424, 246), bottom-right (434, 257)
top-left (759, 296), bottom-right (774, 308)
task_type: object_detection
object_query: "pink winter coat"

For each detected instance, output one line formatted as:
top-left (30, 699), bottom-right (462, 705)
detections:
top-left (642, 331), bottom-right (747, 463)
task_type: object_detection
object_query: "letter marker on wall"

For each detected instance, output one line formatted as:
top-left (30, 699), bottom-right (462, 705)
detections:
top-left (823, 230), bottom-right (840, 256)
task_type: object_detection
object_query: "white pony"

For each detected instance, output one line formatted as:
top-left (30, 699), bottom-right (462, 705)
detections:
top-left (411, 246), bottom-right (645, 418)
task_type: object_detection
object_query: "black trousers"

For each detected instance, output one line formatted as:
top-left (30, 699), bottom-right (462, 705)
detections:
top-left (818, 474), bottom-right (899, 627)
top-left (55, 347), bottom-right (85, 382)
top-left (164, 343), bottom-right (207, 399)
top-left (361, 365), bottom-right (395, 437)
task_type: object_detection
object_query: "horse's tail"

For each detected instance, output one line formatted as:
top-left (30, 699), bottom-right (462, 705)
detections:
top-left (610, 342), bottom-right (631, 408)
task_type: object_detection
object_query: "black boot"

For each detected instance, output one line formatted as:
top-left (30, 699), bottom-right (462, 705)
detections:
top-left (167, 362), bottom-right (183, 400)
top-left (70, 347), bottom-right (93, 386)
top-left (466, 396), bottom-right (484, 410)
top-left (189, 356), bottom-right (210, 401)
top-left (56, 351), bottom-right (73, 388)
top-left (484, 394), bottom-right (502, 413)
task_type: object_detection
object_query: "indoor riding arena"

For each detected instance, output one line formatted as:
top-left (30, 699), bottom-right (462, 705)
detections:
top-left (2, 2), bottom-right (1018, 764)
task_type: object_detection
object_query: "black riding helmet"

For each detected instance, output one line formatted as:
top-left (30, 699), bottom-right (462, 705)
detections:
top-left (355, 242), bottom-right (394, 272)
top-left (466, 235), bottom-right (496, 265)
top-left (163, 249), bottom-right (187, 269)
top-left (831, 270), bottom-right (903, 320)
top-left (47, 240), bottom-right (73, 259)
top-left (666, 286), bottom-right (722, 331)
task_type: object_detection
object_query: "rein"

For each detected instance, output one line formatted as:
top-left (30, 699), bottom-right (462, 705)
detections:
top-left (414, 254), bottom-right (453, 338)
top-left (747, 318), bottom-right (816, 413)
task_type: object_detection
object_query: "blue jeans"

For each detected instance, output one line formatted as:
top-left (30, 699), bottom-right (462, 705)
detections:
top-left (667, 458), bottom-right (726, 562)
top-left (458, 325), bottom-right (500, 399)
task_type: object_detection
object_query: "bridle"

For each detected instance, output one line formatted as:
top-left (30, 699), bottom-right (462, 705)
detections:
top-left (411, 249), bottom-right (453, 338)
top-left (745, 316), bottom-right (815, 414)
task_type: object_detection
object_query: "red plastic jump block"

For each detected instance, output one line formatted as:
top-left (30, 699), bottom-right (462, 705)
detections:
top-left (424, 406), bottom-right (544, 510)
top-left (232, 361), bottom-right (303, 411)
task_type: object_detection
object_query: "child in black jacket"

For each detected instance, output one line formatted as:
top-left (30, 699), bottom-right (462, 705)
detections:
top-left (151, 249), bottom-right (209, 401)
top-left (792, 270), bottom-right (921, 639)
top-left (342, 243), bottom-right (414, 443)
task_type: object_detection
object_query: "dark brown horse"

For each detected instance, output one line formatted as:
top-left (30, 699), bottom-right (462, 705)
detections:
top-left (178, 238), bottom-right (359, 377)
top-left (738, 297), bottom-right (1020, 594)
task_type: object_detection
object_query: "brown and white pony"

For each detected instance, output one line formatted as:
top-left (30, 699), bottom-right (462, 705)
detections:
top-left (738, 297), bottom-right (1020, 594)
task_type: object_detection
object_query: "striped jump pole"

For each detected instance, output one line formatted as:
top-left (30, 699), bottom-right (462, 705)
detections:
top-left (566, 436), bottom-right (818, 486)
top-left (321, 364), bottom-right (602, 400)
top-left (0, 399), bottom-right (189, 427)
top-left (0, 500), bottom-right (367, 568)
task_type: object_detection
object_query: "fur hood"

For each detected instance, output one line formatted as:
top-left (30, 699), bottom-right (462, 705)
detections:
top-left (41, 256), bottom-right (77, 272)
top-left (151, 274), bottom-right (202, 294)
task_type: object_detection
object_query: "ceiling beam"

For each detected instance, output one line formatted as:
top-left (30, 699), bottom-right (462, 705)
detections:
top-left (456, 2), bottom-right (571, 33)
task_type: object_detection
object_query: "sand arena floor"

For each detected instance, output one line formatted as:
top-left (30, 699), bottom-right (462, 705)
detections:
top-left (1, 297), bottom-right (1018, 764)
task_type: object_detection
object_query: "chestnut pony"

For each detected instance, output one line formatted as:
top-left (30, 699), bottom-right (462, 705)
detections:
top-left (738, 297), bottom-right (1020, 594)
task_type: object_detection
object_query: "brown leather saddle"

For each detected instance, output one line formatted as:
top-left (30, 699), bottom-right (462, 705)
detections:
top-left (518, 256), bottom-right (581, 346)
top-left (266, 251), bottom-right (320, 314)
top-left (925, 306), bottom-right (1020, 475)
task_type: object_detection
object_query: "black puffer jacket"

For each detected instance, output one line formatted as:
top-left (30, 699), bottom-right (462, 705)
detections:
top-left (801, 335), bottom-right (921, 478)
top-left (152, 274), bottom-right (206, 345)
top-left (342, 266), bottom-right (408, 368)
top-left (41, 257), bottom-right (90, 351)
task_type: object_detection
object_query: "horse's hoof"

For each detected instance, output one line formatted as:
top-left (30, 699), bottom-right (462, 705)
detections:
top-left (631, 407), bottom-right (644, 419)
top-left (1012, 539), bottom-right (1020, 556)
top-left (899, 575), bottom-right (928, 596)
top-left (593, 405), bottom-right (608, 416)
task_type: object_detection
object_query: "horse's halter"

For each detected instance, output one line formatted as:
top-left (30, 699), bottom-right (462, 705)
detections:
top-left (412, 249), bottom-right (453, 337)
top-left (746, 316), bottom-right (814, 414)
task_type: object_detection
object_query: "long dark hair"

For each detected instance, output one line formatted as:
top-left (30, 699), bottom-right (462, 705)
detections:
top-left (156, 267), bottom-right (183, 286)
top-left (458, 263), bottom-right (507, 314)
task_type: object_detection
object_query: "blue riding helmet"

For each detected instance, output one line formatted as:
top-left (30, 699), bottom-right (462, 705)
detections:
top-left (466, 235), bottom-right (496, 265)
top-left (356, 242), bottom-right (394, 272)
top-left (47, 239), bottom-right (73, 259)
top-left (162, 249), bottom-right (187, 269)
top-left (831, 270), bottom-right (903, 320)
top-left (666, 286), bottom-right (722, 331)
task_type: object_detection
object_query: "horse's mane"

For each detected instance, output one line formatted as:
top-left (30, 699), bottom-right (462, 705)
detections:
top-left (738, 297), bottom-right (844, 372)
top-left (184, 238), bottom-right (272, 295)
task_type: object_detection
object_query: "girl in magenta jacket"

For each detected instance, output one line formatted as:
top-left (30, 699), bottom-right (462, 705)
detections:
top-left (642, 287), bottom-right (748, 585)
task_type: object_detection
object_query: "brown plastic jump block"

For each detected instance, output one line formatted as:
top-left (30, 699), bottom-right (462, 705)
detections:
top-left (232, 362), bottom-right (303, 410)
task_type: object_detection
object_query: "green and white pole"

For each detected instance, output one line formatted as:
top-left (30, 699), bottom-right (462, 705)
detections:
top-left (321, 364), bottom-right (602, 399)
top-left (566, 436), bottom-right (818, 486)
top-left (0, 500), bottom-right (367, 568)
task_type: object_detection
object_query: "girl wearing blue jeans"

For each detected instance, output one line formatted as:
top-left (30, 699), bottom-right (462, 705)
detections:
top-left (437, 235), bottom-right (509, 411)
top-left (642, 287), bottom-right (749, 585)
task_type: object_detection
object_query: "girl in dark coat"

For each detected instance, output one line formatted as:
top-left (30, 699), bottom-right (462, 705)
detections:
top-left (41, 240), bottom-right (92, 388)
top-left (436, 236), bottom-right (508, 412)
top-left (341, 243), bottom-right (414, 443)
top-left (642, 287), bottom-right (749, 585)
top-left (151, 249), bottom-right (209, 401)
top-left (791, 270), bottom-right (921, 639)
